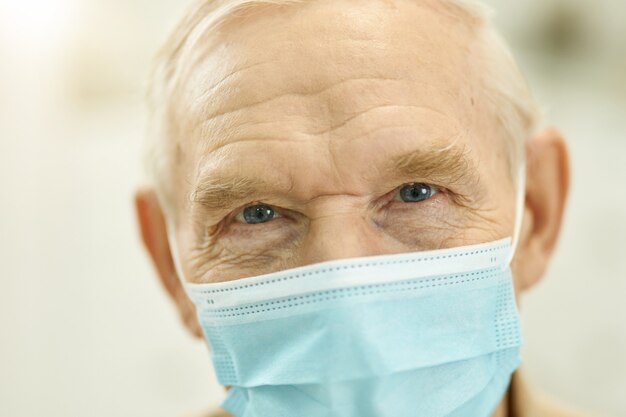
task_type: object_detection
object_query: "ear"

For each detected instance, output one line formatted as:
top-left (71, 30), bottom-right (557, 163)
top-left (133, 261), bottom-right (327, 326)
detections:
top-left (512, 128), bottom-right (570, 291)
top-left (133, 187), bottom-right (204, 339)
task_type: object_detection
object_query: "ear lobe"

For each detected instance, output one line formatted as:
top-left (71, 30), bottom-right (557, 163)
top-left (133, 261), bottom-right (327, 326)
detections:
top-left (513, 128), bottom-right (570, 291)
top-left (133, 188), bottom-right (204, 339)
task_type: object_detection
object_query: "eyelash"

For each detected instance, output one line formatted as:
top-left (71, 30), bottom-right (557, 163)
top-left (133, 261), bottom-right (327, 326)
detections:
top-left (233, 202), bottom-right (284, 225)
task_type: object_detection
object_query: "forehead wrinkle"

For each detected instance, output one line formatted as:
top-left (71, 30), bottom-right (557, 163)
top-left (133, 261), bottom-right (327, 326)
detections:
top-left (311, 103), bottom-right (455, 137)
top-left (179, 10), bottom-right (478, 138)
top-left (191, 60), bottom-right (272, 106)
top-left (185, 42), bottom-right (470, 127)
top-left (188, 77), bottom-right (466, 152)
top-left (334, 108), bottom-right (465, 153)
top-left (173, 8), bottom-right (480, 169)
top-left (188, 76), bottom-right (405, 139)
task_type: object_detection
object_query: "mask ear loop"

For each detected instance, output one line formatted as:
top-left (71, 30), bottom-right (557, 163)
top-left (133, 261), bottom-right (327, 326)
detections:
top-left (167, 220), bottom-right (213, 350)
top-left (506, 162), bottom-right (526, 266)
top-left (166, 219), bottom-right (188, 284)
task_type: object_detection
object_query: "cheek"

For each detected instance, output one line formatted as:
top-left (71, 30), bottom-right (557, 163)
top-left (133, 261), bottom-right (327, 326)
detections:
top-left (377, 197), bottom-right (511, 250)
top-left (374, 195), bottom-right (470, 249)
top-left (186, 220), bottom-right (306, 283)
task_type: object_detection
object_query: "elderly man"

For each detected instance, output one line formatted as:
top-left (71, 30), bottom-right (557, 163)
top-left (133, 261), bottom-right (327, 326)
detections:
top-left (134, 0), bottom-right (585, 416)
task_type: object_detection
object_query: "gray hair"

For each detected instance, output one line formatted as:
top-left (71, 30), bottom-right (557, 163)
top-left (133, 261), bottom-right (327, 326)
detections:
top-left (143, 0), bottom-right (542, 215)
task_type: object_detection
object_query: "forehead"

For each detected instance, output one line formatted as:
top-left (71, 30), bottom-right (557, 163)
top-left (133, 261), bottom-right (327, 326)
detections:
top-left (172, 0), bottom-right (507, 205)
top-left (181, 0), bottom-right (480, 126)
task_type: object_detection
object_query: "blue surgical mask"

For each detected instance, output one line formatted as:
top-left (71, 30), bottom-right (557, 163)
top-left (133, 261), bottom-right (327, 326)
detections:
top-left (180, 167), bottom-right (526, 417)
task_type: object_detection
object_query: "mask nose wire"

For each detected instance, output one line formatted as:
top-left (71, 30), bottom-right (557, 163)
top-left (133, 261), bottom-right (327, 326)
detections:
top-left (507, 162), bottom-right (527, 266)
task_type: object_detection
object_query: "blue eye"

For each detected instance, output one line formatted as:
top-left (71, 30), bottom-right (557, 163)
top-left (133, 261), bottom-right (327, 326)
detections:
top-left (396, 183), bottom-right (438, 203)
top-left (236, 204), bottom-right (281, 224)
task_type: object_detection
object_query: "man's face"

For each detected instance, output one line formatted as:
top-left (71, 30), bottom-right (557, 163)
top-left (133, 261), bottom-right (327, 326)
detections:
top-left (135, 3), bottom-right (569, 414)
top-left (169, 0), bottom-right (519, 285)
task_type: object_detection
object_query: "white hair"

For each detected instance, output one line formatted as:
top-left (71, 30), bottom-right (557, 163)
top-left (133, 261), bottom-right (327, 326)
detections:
top-left (143, 0), bottom-right (542, 215)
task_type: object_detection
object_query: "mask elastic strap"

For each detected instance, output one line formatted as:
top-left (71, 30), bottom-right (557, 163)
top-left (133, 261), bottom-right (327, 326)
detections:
top-left (167, 219), bottom-right (188, 283)
top-left (506, 162), bottom-right (526, 265)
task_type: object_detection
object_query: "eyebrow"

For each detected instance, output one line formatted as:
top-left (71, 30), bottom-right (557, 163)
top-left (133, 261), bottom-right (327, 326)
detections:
top-left (190, 143), bottom-right (479, 213)
top-left (384, 143), bottom-right (476, 187)
top-left (190, 174), bottom-right (286, 212)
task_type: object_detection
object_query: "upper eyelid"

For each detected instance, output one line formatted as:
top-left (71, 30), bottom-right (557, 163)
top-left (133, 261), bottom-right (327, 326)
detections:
top-left (381, 180), bottom-right (438, 196)
top-left (234, 182), bottom-right (441, 219)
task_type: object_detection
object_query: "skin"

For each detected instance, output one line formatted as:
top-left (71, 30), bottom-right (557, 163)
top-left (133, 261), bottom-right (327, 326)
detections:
top-left (134, 0), bottom-right (570, 415)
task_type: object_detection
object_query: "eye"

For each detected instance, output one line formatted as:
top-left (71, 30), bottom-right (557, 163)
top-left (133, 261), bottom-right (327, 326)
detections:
top-left (394, 183), bottom-right (439, 203)
top-left (234, 203), bottom-right (282, 224)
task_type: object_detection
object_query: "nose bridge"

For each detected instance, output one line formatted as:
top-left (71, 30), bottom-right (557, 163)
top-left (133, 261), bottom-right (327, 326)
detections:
top-left (299, 210), bottom-right (393, 265)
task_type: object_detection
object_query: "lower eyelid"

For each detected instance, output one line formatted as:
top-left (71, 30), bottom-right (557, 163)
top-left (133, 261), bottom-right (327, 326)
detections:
top-left (226, 218), bottom-right (299, 245)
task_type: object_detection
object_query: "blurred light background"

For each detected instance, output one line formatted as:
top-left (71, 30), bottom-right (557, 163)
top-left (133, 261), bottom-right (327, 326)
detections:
top-left (0, 0), bottom-right (624, 416)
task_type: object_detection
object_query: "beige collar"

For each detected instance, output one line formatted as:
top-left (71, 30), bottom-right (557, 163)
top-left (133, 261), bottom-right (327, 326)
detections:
top-left (510, 369), bottom-right (540, 417)
top-left (510, 369), bottom-right (593, 417)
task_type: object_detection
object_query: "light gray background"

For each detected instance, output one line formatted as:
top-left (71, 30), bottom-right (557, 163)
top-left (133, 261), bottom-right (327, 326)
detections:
top-left (1, 0), bottom-right (624, 416)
